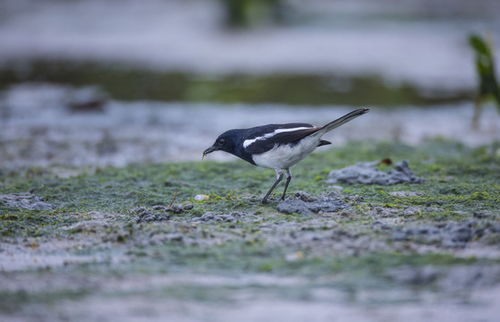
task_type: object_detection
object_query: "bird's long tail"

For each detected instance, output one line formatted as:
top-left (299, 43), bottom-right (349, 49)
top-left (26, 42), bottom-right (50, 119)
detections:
top-left (316, 108), bottom-right (369, 135)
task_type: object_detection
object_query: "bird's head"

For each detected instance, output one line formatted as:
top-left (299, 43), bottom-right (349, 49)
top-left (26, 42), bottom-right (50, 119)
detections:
top-left (202, 130), bottom-right (237, 159)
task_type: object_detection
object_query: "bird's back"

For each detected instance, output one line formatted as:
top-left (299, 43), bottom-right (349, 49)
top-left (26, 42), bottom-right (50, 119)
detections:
top-left (241, 123), bottom-right (315, 138)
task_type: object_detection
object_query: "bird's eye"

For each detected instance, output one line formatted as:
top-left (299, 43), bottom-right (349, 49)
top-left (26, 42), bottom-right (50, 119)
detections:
top-left (218, 138), bottom-right (225, 145)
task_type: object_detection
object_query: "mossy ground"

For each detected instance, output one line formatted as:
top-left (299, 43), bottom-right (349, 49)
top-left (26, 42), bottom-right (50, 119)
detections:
top-left (1, 139), bottom-right (498, 224)
top-left (0, 140), bottom-right (499, 318)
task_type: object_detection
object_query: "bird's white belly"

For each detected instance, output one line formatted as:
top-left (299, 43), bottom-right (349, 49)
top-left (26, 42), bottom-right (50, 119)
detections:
top-left (252, 136), bottom-right (320, 169)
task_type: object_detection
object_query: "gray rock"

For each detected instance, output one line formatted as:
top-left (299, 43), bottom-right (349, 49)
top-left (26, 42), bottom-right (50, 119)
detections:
top-left (0, 193), bottom-right (54, 210)
top-left (277, 194), bottom-right (346, 216)
top-left (326, 160), bottom-right (424, 185)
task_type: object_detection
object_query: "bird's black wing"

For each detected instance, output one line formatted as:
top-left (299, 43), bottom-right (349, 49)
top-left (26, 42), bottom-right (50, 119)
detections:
top-left (244, 125), bottom-right (319, 155)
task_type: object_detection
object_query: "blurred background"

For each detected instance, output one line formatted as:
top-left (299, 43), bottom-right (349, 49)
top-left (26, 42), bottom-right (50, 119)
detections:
top-left (0, 0), bottom-right (499, 169)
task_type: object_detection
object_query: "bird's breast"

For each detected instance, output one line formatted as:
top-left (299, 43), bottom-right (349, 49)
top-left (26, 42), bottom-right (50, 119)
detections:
top-left (252, 136), bottom-right (319, 169)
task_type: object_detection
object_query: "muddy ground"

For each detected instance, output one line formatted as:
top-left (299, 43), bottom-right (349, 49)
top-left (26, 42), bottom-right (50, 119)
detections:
top-left (1, 132), bottom-right (499, 321)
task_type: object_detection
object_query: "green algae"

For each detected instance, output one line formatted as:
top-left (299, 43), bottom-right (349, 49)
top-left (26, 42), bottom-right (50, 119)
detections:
top-left (1, 139), bottom-right (498, 237)
top-left (0, 140), bottom-right (499, 314)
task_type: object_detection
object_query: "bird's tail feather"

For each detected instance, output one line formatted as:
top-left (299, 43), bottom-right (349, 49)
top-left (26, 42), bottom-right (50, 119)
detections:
top-left (317, 108), bottom-right (369, 135)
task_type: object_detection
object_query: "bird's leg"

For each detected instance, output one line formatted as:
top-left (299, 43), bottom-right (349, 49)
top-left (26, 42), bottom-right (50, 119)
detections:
top-left (281, 169), bottom-right (292, 201)
top-left (262, 170), bottom-right (284, 204)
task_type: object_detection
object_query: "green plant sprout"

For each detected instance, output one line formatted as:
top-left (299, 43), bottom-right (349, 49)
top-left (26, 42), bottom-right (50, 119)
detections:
top-left (469, 34), bottom-right (500, 129)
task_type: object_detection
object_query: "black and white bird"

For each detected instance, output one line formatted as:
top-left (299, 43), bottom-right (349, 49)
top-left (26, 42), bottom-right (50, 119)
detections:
top-left (203, 108), bottom-right (369, 204)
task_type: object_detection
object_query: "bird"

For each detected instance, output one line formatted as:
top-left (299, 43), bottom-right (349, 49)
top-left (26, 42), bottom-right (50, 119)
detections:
top-left (202, 108), bottom-right (369, 204)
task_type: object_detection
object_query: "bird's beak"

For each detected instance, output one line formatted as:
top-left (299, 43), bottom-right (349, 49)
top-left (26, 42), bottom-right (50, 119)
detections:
top-left (202, 146), bottom-right (218, 160)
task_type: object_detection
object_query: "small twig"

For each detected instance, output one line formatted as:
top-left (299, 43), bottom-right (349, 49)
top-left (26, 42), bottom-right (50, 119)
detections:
top-left (168, 192), bottom-right (177, 208)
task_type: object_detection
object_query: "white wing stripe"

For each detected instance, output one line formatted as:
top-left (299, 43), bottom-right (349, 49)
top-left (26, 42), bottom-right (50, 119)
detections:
top-left (243, 127), bottom-right (311, 148)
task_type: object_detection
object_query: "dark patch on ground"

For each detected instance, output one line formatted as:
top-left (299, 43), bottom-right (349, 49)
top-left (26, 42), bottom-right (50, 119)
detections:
top-left (277, 192), bottom-right (347, 216)
top-left (131, 203), bottom-right (193, 223)
top-left (326, 160), bottom-right (424, 185)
